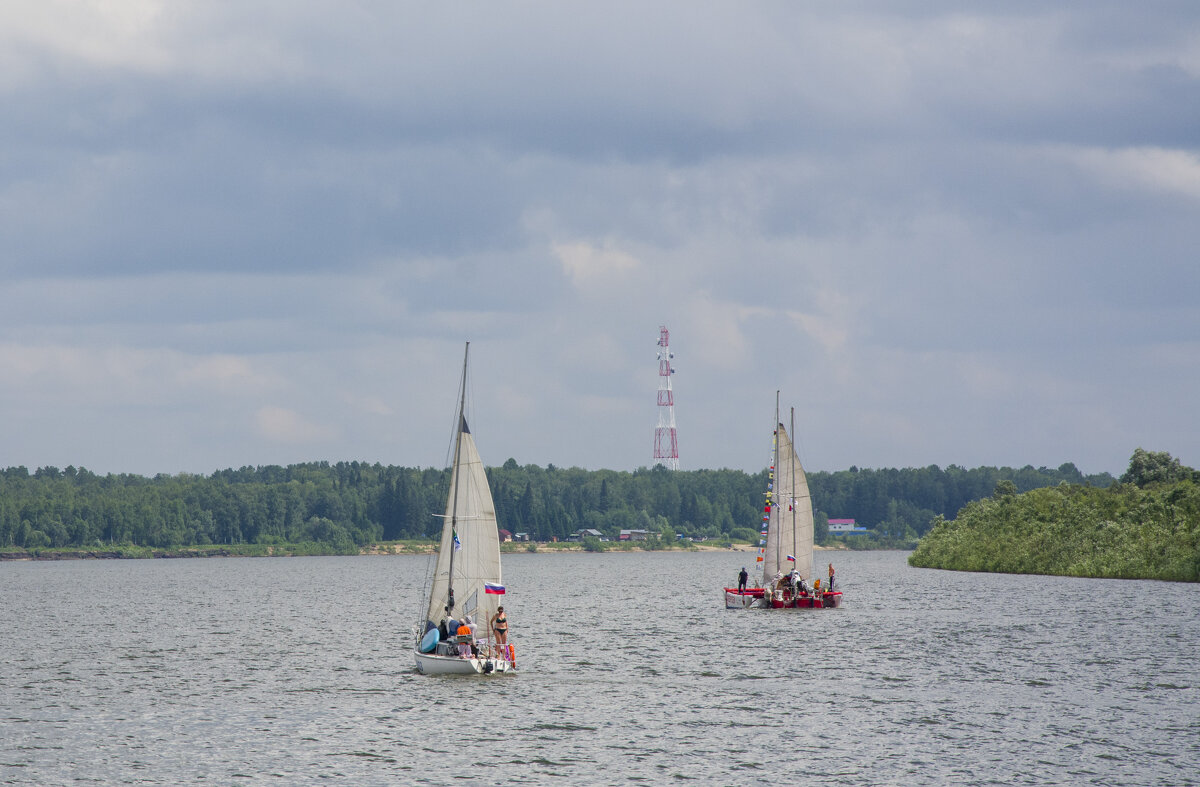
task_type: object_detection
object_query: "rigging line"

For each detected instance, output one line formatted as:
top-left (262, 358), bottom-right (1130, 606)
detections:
top-left (442, 393), bottom-right (458, 471)
top-left (464, 343), bottom-right (474, 442)
top-left (791, 406), bottom-right (798, 570)
top-left (416, 547), bottom-right (436, 638)
top-left (446, 342), bottom-right (470, 604)
top-left (441, 340), bottom-right (471, 471)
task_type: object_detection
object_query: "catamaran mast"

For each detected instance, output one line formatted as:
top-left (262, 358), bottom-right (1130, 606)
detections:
top-left (770, 390), bottom-right (780, 583)
top-left (790, 406), bottom-right (798, 575)
top-left (446, 341), bottom-right (470, 612)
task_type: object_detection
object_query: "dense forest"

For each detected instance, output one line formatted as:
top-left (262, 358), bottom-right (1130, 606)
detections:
top-left (909, 449), bottom-right (1200, 581)
top-left (0, 457), bottom-right (1113, 553)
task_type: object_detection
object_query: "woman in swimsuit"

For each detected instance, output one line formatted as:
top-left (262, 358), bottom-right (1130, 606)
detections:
top-left (491, 606), bottom-right (509, 646)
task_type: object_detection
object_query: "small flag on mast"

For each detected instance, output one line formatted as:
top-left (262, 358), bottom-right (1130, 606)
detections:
top-left (452, 531), bottom-right (462, 551)
top-left (786, 555), bottom-right (796, 562)
top-left (484, 582), bottom-right (505, 595)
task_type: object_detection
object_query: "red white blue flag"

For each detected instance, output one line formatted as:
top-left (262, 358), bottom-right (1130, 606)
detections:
top-left (786, 555), bottom-right (796, 562)
top-left (484, 582), bottom-right (505, 595)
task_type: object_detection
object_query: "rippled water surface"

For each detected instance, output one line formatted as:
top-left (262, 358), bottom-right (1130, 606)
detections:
top-left (2, 551), bottom-right (1197, 785)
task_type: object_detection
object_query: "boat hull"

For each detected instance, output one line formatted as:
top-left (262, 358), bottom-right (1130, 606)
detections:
top-left (723, 588), bottom-right (765, 609)
top-left (770, 590), bottom-right (842, 609)
top-left (414, 649), bottom-right (514, 675)
top-left (723, 588), bottom-right (842, 609)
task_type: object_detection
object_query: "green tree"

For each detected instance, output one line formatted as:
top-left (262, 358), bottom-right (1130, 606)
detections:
top-left (1121, 448), bottom-right (1193, 488)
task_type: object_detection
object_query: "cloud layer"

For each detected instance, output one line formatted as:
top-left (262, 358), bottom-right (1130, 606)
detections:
top-left (1, 2), bottom-right (1197, 477)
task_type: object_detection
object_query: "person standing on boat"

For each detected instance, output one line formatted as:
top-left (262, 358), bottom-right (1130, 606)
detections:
top-left (491, 606), bottom-right (509, 647)
top-left (828, 563), bottom-right (835, 590)
top-left (737, 567), bottom-right (748, 593)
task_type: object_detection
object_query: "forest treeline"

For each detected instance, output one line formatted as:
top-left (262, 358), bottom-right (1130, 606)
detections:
top-left (0, 458), bottom-right (1113, 552)
top-left (908, 449), bottom-right (1200, 581)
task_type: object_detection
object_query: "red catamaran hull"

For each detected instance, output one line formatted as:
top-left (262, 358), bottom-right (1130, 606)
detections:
top-left (723, 588), bottom-right (842, 609)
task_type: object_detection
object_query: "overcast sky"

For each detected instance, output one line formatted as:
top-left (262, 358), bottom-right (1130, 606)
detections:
top-left (2, 2), bottom-right (1197, 478)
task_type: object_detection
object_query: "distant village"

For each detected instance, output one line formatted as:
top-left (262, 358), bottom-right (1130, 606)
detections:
top-left (501, 528), bottom-right (659, 543)
top-left (501, 518), bottom-right (871, 544)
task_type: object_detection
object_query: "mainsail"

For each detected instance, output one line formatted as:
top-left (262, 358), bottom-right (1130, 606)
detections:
top-left (423, 367), bottom-right (504, 633)
top-left (760, 419), bottom-right (814, 586)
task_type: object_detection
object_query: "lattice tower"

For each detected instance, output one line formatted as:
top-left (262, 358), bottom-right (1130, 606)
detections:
top-left (653, 325), bottom-right (679, 470)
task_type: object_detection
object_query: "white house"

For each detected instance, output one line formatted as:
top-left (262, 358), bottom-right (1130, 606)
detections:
top-left (828, 518), bottom-right (869, 536)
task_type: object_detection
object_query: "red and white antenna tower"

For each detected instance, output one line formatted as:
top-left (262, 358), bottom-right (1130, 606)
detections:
top-left (653, 325), bottom-right (679, 470)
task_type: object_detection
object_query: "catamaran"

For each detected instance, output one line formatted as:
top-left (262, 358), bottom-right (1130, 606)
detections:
top-left (414, 343), bottom-right (515, 675)
top-left (724, 393), bottom-right (842, 610)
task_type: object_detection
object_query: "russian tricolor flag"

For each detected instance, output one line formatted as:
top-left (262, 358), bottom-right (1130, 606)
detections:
top-left (484, 582), bottom-right (506, 595)
top-left (786, 555), bottom-right (796, 562)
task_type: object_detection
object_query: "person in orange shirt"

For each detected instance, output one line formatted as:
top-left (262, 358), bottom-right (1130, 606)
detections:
top-left (455, 619), bottom-right (473, 658)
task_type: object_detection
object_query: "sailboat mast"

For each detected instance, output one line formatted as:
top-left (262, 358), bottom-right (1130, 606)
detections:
top-left (446, 341), bottom-right (470, 609)
top-left (790, 406), bottom-right (797, 575)
top-left (771, 390), bottom-right (780, 580)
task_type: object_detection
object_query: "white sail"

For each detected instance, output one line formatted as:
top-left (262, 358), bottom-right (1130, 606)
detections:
top-left (760, 421), bottom-right (814, 586)
top-left (424, 415), bottom-right (503, 631)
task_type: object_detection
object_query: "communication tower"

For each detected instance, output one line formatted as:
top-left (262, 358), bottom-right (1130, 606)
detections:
top-left (653, 325), bottom-right (679, 470)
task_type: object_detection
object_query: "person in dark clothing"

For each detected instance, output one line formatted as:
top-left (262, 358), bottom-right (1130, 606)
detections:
top-left (737, 567), bottom-right (748, 592)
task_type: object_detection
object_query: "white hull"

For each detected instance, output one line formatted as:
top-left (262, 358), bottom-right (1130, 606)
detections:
top-left (414, 649), bottom-right (513, 675)
top-left (724, 590), bottom-right (762, 609)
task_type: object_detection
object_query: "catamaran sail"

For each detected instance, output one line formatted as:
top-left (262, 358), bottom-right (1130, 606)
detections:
top-left (415, 342), bottom-right (514, 674)
top-left (761, 419), bottom-right (814, 588)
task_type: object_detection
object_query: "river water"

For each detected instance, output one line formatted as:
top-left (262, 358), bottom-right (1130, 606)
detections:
top-left (2, 550), bottom-right (1197, 786)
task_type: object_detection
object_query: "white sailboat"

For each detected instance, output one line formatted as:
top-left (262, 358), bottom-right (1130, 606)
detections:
top-left (724, 392), bottom-right (841, 609)
top-left (414, 343), bottom-right (515, 675)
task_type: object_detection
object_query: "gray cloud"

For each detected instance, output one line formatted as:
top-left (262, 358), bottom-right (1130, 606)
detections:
top-left (0, 2), bottom-right (1197, 477)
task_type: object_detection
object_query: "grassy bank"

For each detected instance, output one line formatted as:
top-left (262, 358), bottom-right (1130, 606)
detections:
top-left (908, 480), bottom-right (1200, 582)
